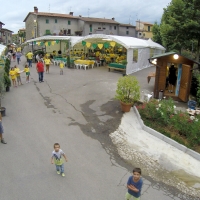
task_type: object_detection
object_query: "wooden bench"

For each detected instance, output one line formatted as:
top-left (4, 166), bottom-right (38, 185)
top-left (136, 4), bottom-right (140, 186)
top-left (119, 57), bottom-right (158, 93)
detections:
top-left (147, 72), bottom-right (156, 83)
top-left (108, 66), bottom-right (126, 72)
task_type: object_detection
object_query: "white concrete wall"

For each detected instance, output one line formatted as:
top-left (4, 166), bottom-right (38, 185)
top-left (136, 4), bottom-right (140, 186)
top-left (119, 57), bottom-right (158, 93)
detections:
top-left (37, 16), bottom-right (78, 36)
top-left (119, 26), bottom-right (136, 37)
top-left (82, 21), bottom-right (119, 35)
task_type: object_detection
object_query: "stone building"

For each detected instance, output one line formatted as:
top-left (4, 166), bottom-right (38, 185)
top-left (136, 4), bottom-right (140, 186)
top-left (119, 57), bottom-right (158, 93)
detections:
top-left (23, 7), bottom-right (136, 40)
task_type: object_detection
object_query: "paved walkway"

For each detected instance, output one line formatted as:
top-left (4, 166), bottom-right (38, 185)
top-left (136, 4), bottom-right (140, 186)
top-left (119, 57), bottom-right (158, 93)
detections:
top-left (0, 56), bottom-right (199, 199)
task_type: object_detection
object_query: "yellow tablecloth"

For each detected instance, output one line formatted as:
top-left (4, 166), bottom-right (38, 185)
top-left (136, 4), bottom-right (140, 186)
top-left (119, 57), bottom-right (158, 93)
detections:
top-left (74, 60), bottom-right (95, 65)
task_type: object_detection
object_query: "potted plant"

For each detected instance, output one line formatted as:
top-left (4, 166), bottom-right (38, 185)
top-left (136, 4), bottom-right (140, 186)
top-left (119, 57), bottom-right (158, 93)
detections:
top-left (0, 69), bottom-right (6, 116)
top-left (4, 73), bottom-right (11, 92)
top-left (115, 75), bottom-right (140, 112)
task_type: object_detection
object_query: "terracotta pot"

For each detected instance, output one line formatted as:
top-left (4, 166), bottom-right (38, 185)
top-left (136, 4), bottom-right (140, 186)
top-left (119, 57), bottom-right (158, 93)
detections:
top-left (120, 102), bottom-right (133, 112)
top-left (0, 107), bottom-right (6, 117)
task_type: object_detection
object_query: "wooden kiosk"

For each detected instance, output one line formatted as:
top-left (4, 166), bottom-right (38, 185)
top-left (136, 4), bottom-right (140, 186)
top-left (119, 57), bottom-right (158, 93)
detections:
top-left (149, 52), bottom-right (200, 102)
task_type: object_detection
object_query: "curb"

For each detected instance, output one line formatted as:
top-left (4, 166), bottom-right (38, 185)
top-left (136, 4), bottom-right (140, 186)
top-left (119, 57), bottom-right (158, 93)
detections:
top-left (133, 106), bottom-right (200, 161)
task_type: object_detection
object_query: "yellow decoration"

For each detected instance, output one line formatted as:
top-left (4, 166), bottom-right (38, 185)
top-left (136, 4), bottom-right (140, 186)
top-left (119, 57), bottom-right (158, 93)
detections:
top-left (98, 44), bottom-right (103, 49)
top-left (45, 42), bottom-right (48, 46)
top-left (52, 41), bottom-right (55, 46)
top-left (86, 42), bottom-right (91, 48)
top-left (110, 42), bottom-right (116, 47)
top-left (32, 30), bottom-right (34, 36)
top-left (37, 42), bottom-right (41, 46)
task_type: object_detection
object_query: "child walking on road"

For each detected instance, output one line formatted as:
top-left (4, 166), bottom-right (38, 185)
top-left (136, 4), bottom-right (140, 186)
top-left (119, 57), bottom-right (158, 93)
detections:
top-left (51, 143), bottom-right (68, 177)
top-left (125, 168), bottom-right (143, 200)
top-left (24, 64), bottom-right (30, 83)
top-left (9, 67), bottom-right (17, 87)
top-left (59, 61), bottom-right (64, 75)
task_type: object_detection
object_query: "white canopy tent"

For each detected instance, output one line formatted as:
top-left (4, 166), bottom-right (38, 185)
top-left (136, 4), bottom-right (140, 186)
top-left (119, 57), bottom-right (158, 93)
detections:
top-left (25, 35), bottom-right (165, 74)
top-left (72, 34), bottom-right (165, 74)
top-left (0, 44), bottom-right (7, 56)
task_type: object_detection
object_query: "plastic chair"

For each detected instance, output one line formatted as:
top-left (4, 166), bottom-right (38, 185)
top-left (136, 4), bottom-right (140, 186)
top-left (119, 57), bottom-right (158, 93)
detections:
top-left (82, 64), bottom-right (88, 70)
top-left (188, 100), bottom-right (197, 110)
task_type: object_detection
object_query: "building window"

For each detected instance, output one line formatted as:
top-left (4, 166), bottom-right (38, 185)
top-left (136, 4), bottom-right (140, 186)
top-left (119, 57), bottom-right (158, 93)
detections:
top-left (68, 20), bottom-right (71, 25)
top-left (89, 24), bottom-right (92, 32)
top-left (109, 25), bottom-right (112, 30)
top-left (127, 27), bottom-right (129, 29)
top-left (148, 26), bottom-right (151, 32)
top-left (67, 29), bottom-right (71, 35)
top-left (98, 27), bottom-right (101, 29)
top-left (126, 31), bottom-right (129, 35)
top-left (55, 19), bottom-right (57, 23)
top-left (45, 30), bottom-right (51, 35)
top-left (46, 19), bottom-right (49, 24)
top-left (114, 26), bottom-right (116, 30)
top-left (139, 32), bottom-right (142, 35)
top-left (103, 27), bottom-right (106, 30)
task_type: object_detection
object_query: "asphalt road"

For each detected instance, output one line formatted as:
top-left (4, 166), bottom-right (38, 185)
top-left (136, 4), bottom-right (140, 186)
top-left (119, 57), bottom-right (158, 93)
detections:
top-left (0, 56), bottom-right (198, 200)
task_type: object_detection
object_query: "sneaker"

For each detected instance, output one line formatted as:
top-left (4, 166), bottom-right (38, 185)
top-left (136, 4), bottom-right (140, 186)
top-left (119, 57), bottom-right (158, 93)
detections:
top-left (1, 139), bottom-right (7, 144)
top-left (61, 173), bottom-right (65, 177)
top-left (57, 171), bottom-right (60, 175)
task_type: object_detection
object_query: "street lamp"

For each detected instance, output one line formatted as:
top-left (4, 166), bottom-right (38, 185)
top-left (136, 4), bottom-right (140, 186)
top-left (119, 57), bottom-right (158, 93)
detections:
top-left (34, 19), bottom-right (37, 38)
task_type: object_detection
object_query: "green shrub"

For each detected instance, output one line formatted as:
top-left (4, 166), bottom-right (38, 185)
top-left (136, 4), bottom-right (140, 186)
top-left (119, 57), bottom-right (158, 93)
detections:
top-left (137, 98), bottom-right (200, 150)
top-left (115, 75), bottom-right (140, 104)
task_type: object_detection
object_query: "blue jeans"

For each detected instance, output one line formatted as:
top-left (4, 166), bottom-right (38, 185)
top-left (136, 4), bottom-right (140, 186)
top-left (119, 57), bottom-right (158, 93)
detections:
top-left (56, 164), bottom-right (64, 173)
top-left (28, 59), bottom-right (32, 67)
top-left (17, 58), bottom-right (20, 65)
top-left (38, 72), bottom-right (44, 82)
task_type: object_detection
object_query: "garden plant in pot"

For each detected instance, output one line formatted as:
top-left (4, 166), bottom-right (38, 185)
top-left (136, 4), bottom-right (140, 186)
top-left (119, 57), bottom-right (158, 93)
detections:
top-left (4, 73), bottom-right (11, 92)
top-left (115, 75), bottom-right (140, 112)
top-left (0, 69), bottom-right (6, 116)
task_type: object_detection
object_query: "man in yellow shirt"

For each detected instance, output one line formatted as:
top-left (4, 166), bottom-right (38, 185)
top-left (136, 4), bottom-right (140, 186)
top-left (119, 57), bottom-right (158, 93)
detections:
top-left (44, 57), bottom-right (51, 73)
top-left (26, 51), bottom-right (33, 67)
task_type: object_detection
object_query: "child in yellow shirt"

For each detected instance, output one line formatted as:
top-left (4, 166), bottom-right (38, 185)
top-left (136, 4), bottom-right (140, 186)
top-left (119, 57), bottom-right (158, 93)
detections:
top-left (44, 57), bottom-right (51, 73)
top-left (59, 61), bottom-right (64, 75)
top-left (24, 65), bottom-right (30, 83)
top-left (14, 65), bottom-right (23, 86)
top-left (9, 67), bottom-right (17, 87)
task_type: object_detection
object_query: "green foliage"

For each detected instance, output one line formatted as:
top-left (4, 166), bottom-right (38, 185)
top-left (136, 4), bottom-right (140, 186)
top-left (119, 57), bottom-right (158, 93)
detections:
top-left (115, 76), bottom-right (140, 104)
top-left (137, 99), bottom-right (200, 150)
top-left (4, 73), bottom-right (11, 87)
top-left (152, 22), bottom-right (162, 45)
top-left (4, 59), bottom-right (10, 76)
top-left (0, 68), bottom-right (5, 108)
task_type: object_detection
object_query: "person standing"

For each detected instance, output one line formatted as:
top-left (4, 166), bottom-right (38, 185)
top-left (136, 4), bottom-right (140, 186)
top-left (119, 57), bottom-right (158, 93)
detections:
top-left (9, 67), bottom-right (17, 87)
top-left (26, 51), bottom-right (33, 67)
top-left (44, 57), bottom-right (51, 73)
top-left (0, 113), bottom-right (7, 144)
top-left (125, 168), bottom-right (143, 200)
top-left (36, 59), bottom-right (44, 83)
top-left (59, 61), bottom-right (64, 75)
top-left (14, 65), bottom-right (23, 86)
top-left (23, 65), bottom-right (30, 83)
top-left (51, 143), bottom-right (68, 177)
top-left (16, 52), bottom-right (22, 65)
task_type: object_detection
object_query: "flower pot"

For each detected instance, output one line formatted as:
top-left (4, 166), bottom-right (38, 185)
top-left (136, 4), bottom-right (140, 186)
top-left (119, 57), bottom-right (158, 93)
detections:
top-left (120, 102), bottom-right (133, 112)
top-left (0, 107), bottom-right (6, 117)
top-left (6, 86), bottom-right (10, 92)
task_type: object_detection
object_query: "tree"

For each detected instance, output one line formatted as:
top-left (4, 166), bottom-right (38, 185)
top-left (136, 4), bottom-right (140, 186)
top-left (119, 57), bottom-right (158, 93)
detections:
top-left (152, 22), bottom-right (162, 45)
top-left (183, 0), bottom-right (200, 62)
top-left (159, 0), bottom-right (200, 60)
top-left (160, 0), bottom-right (186, 53)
